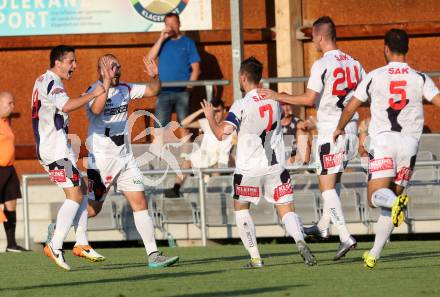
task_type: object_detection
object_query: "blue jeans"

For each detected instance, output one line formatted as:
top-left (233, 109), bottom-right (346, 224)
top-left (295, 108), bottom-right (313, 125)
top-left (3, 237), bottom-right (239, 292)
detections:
top-left (154, 91), bottom-right (190, 128)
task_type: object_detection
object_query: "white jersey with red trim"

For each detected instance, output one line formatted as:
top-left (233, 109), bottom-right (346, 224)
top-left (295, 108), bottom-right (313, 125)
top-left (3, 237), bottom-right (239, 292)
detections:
top-left (31, 70), bottom-right (72, 164)
top-left (85, 81), bottom-right (146, 156)
top-left (307, 49), bottom-right (366, 135)
top-left (354, 62), bottom-right (439, 140)
top-left (224, 89), bottom-right (285, 176)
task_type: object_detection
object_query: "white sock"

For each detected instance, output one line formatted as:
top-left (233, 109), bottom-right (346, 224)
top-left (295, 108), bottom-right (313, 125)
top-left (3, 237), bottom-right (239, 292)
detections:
top-left (322, 189), bottom-right (351, 242)
top-left (370, 208), bottom-right (394, 259)
top-left (317, 183), bottom-right (340, 231)
top-left (317, 199), bottom-right (331, 231)
top-left (235, 209), bottom-right (261, 259)
top-left (133, 210), bottom-right (158, 255)
top-left (371, 188), bottom-right (396, 208)
top-left (73, 196), bottom-right (89, 246)
top-left (51, 199), bottom-right (80, 250)
top-left (282, 212), bottom-right (304, 243)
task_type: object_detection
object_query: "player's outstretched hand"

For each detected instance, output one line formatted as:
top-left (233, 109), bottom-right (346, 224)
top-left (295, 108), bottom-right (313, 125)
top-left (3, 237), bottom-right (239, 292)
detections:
top-left (200, 99), bottom-right (214, 119)
top-left (100, 56), bottom-right (115, 85)
top-left (333, 129), bottom-right (345, 144)
top-left (257, 88), bottom-right (278, 100)
top-left (143, 57), bottom-right (158, 78)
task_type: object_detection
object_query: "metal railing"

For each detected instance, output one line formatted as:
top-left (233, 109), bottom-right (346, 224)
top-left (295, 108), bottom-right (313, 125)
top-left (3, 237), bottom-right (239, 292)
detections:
top-left (144, 71), bottom-right (440, 103)
top-left (20, 160), bottom-right (440, 249)
top-left (260, 71), bottom-right (440, 89)
top-left (159, 79), bottom-right (230, 101)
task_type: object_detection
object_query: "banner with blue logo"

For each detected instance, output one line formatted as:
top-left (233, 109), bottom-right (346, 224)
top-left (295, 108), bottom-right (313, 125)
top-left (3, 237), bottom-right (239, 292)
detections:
top-left (0, 0), bottom-right (212, 37)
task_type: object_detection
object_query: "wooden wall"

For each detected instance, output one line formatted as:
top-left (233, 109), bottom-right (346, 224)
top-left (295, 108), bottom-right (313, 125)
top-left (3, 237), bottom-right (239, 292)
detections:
top-left (0, 0), bottom-right (275, 175)
top-left (302, 0), bottom-right (440, 130)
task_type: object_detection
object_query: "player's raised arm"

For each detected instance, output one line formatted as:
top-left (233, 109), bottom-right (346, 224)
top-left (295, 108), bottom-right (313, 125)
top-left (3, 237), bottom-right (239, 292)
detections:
top-left (201, 99), bottom-right (234, 141)
top-left (142, 56), bottom-right (161, 97)
top-left (60, 56), bottom-right (111, 114)
top-left (181, 108), bottom-right (204, 129)
top-left (62, 85), bottom-right (105, 113)
top-left (89, 56), bottom-right (115, 115)
top-left (257, 88), bottom-right (319, 106)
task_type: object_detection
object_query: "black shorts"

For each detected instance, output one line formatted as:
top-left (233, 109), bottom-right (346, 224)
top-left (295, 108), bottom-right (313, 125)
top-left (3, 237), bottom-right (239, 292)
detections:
top-left (0, 166), bottom-right (22, 203)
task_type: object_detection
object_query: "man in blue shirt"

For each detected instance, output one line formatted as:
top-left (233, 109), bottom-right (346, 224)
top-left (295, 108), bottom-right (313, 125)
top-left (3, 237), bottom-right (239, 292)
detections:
top-left (148, 13), bottom-right (201, 128)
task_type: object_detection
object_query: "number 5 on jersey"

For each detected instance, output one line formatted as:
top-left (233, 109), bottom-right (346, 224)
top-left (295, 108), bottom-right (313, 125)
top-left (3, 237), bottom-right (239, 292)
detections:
top-left (387, 80), bottom-right (408, 132)
top-left (389, 80), bottom-right (408, 110)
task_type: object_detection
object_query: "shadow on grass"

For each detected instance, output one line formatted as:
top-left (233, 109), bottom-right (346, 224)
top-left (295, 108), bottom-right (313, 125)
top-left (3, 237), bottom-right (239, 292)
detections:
top-left (0, 270), bottom-right (224, 292)
top-left (380, 263), bottom-right (440, 270)
top-left (72, 262), bottom-right (148, 271)
top-left (317, 249), bottom-right (440, 267)
top-left (169, 285), bottom-right (307, 297)
top-left (179, 249), bottom-right (337, 266)
top-left (380, 250), bottom-right (440, 262)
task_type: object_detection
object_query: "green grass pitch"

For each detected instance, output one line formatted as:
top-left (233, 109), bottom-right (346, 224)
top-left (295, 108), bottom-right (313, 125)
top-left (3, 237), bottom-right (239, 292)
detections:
top-left (1, 241), bottom-right (439, 297)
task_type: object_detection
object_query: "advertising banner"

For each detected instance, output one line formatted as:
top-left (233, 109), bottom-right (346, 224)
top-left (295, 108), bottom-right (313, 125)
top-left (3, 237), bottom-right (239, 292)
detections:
top-left (0, 0), bottom-right (212, 36)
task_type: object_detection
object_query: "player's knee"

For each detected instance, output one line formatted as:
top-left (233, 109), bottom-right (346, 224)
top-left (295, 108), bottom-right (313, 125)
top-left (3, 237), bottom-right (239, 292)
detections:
top-left (233, 200), bottom-right (250, 211)
top-left (276, 203), bottom-right (294, 218)
top-left (87, 202), bottom-right (103, 218)
top-left (129, 196), bottom-right (148, 211)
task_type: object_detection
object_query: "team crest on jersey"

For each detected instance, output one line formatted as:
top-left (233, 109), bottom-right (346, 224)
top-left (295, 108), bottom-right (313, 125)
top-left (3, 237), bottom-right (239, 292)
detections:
top-left (51, 88), bottom-right (65, 95)
top-left (130, 0), bottom-right (188, 22)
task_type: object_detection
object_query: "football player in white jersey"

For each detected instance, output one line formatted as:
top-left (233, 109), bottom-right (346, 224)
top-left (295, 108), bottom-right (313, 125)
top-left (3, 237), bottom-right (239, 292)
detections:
top-left (201, 57), bottom-right (317, 267)
top-left (333, 29), bottom-right (440, 268)
top-left (259, 16), bottom-right (364, 260)
top-left (76, 54), bottom-right (178, 268)
top-left (32, 45), bottom-right (110, 270)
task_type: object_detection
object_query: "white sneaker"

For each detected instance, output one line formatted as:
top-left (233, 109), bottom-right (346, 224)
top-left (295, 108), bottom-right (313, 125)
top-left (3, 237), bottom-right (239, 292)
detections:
top-left (72, 245), bottom-right (106, 262)
top-left (43, 243), bottom-right (71, 271)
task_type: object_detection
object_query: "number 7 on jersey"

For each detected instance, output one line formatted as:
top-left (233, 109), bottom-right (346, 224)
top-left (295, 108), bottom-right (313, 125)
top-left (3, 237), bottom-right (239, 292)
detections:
top-left (259, 104), bottom-right (273, 132)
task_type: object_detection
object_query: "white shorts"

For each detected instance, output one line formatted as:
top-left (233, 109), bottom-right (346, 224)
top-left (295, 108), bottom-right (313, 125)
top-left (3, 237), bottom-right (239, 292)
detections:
top-left (233, 166), bottom-right (294, 205)
top-left (186, 149), bottom-right (218, 168)
top-left (87, 153), bottom-right (144, 202)
top-left (315, 121), bottom-right (358, 175)
top-left (367, 132), bottom-right (418, 187)
top-left (41, 158), bottom-right (82, 188)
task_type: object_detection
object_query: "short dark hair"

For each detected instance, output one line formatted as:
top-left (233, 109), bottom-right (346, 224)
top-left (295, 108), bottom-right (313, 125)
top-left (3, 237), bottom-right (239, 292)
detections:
top-left (211, 98), bottom-right (224, 108)
top-left (240, 57), bottom-right (263, 84)
top-left (164, 12), bottom-right (180, 22)
top-left (50, 45), bottom-right (75, 67)
top-left (313, 16), bottom-right (336, 41)
top-left (384, 29), bottom-right (409, 55)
